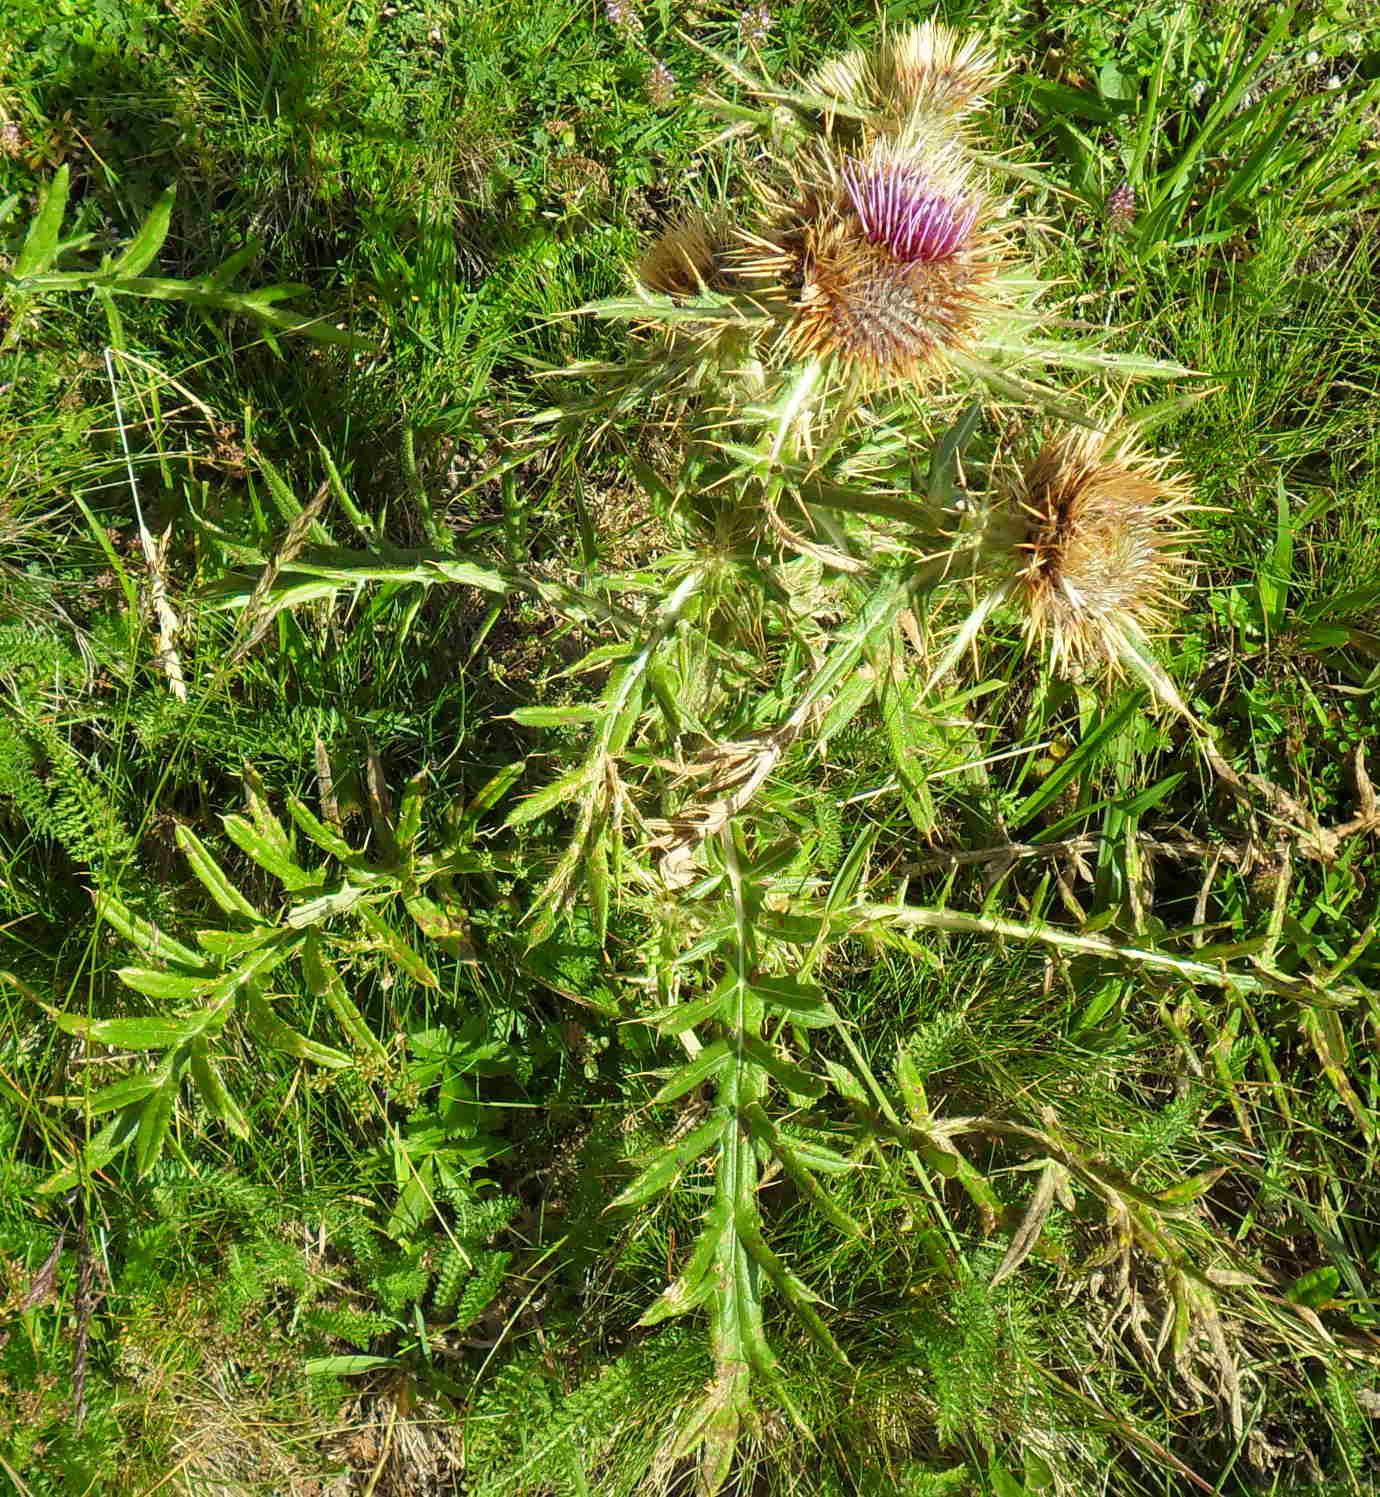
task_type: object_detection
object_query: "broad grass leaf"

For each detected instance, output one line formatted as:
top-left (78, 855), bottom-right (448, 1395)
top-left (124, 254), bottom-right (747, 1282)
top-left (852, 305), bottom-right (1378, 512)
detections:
top-left (1009, 695), bottom-right (1139, 829)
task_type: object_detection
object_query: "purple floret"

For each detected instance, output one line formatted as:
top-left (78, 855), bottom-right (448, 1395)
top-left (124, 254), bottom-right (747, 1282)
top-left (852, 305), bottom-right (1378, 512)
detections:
top-left (843, 158), bottom-right (978, 263)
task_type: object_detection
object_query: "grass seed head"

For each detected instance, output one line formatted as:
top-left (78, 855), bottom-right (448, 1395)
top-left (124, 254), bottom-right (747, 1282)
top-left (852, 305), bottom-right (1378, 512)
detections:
top-left (1009, 428), bottom-right (1193, 675)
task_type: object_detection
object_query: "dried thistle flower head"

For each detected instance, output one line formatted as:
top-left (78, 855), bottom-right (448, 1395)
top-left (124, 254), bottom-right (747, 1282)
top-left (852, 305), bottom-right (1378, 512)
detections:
top-left (1009, 428), bottom-right (1193, 676)
top-left (808, 20), bottom-right (1000, 135)
top-left (885, 20), bottom-right (999, 119)
top-left (740, 147), bottom-right (1005, 384)
top-left (637, 216), bottom-right (740, 299)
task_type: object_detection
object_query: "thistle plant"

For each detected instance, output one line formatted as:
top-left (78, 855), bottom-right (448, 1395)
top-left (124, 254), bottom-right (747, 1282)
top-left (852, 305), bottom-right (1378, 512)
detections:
top-left (49, 14), bottom-right (1380, 1497)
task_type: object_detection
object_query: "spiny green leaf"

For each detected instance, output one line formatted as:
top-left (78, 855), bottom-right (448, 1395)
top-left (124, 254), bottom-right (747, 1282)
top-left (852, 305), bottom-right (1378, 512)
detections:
top-left (242, 987), bottom-right (351, 1068)
top-left (14, 166), bottom-right (69, 278)
top-left (222, 812), bottom-right (315, 890)
top-left (175, 825), bottom-right (262, 921)
top-left (741, 1104), bottom-right (862, 1239)
top-left (188, 1039), bottom-right (250, 1138)
top-left (112, 185), bottom-right (174, 277)
top-left (396, 768), bottom-right (428, 858)
top-left (610, 1112), bottom-right (728, 1211)
top-left (115, 968), bottom-right (217, 1003)
top-left (135, 1047), bottom-right (189, 1178)
top-left (358, 904), bottom-right (439, 990)
top-left (94, 892), bottom-right (208, 970)
top-left (285, 795), bottom-right (356, 861)
top-left (504, 762), bottom-right (593, 828)
top-left (735, 1033), bottom-right (825, 1100)
top-left (74, 1074), bottom-right (163, 1115)
top-left (55, 1014), bottom-right (195, 1049)
top-left (751, 975), bottom-right (835, 1028)
top-left (652, 1040), bottom-right (733, 1106)
top-left (302, 934), bottom-right (388, 1063)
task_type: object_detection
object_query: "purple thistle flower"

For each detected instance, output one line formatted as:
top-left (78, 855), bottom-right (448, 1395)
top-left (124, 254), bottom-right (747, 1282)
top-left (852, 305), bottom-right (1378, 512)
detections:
top-left (842, 158), bottom-right (978, 263)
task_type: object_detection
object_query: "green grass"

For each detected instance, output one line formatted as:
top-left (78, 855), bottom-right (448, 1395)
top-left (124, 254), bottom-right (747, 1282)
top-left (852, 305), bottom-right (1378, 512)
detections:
top-left (2, 1), bottom-right (1380, 1494)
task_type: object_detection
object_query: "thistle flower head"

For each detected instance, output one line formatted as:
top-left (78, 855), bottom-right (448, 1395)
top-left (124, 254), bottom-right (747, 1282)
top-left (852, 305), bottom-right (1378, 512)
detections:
top-left (646, 58), bottom-right (676, 108)
top-left (739, 148), bottom-right (1003, 384)
top-left (808, 20), bottom-right (1000, 136)
top-left (739, 1), bottom-right (772, 46)
top-left (1008, 429), bottom-right (1193, 676)
top-left (885, 20), bottom-right (999, 119)
top-left (637, 216), bottom-right (738, 299)
top-left (1105, 180), bottom-right (1136, 232)
top-left (841, 155), bottom-right (978, 262)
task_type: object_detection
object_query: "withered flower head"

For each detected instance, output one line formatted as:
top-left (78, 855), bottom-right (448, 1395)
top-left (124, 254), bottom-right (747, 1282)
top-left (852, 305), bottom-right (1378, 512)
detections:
top-left (638, 216), bottom-right (738, 299)
top-left (1009, 428), bottom-right (1193, 675)
top-left (809, 20), bottom-right (1000, 133)
top-left (741, 148), bottom-right (1003, 383)
top-left (884, 20), bottom-right (999, 119)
